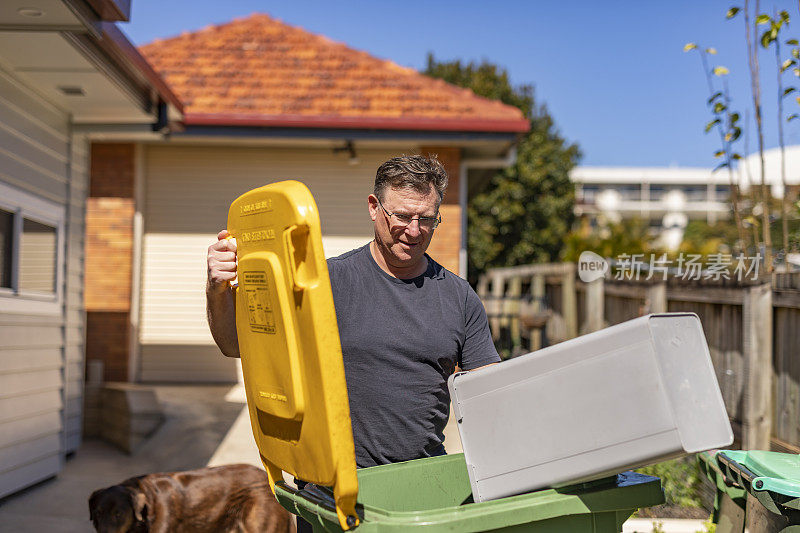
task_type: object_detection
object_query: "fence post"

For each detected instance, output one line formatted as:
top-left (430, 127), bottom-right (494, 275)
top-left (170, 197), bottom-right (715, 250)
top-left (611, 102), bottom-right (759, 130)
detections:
top-left (476, 275), bottom-right (488, 300)
top-left (584, 278), bottom-right (604, 333)
top-left (562, 264), bottom-right (578, 339)
top-left (489, 273), bottom-right (504, 341)
top-left (646, 281), bottom-right (667, 314)
top-left (742, 282), bottom-right (773, 450)
top-left (529, 274), bottom-right (545, 351)
top-left (507, 276), bottom-right (522, 352)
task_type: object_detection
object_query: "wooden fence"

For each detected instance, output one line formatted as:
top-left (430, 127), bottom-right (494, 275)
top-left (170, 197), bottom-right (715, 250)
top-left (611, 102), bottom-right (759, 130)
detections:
top-left (478, 265), bottom-right (800, 452)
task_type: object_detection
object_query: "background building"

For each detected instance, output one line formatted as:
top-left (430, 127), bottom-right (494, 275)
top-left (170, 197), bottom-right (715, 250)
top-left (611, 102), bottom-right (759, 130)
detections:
top-left (572, 146), bottom-right (800, 249)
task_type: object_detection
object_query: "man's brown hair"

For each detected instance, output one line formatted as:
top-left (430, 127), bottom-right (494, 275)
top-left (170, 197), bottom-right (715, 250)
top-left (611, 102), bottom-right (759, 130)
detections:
top-left (374, 155), bottom-right (448, 203)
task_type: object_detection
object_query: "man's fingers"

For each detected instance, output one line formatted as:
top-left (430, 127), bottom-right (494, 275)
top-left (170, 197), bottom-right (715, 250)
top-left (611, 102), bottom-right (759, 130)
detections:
top-left (208, 231), bottom-right (237, 290)
top-left (212, 231), bottom-right (237, 254)
top-left (213, 239), bottom-right (236, 253)
top-left (212, 260), bottom-right (237, 272)
top-left (209, 240), bottom-right (236, 254)
top-left (210, 251), bottom-right (236, 263)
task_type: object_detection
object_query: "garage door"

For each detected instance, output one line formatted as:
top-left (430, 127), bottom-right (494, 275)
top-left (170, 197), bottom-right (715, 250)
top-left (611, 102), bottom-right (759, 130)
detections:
top-left (139, 144), bottom-right (410, 382)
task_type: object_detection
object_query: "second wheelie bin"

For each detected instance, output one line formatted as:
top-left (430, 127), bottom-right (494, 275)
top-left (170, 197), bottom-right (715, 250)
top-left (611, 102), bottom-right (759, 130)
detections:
top-left (700, 449), bottom-right (800, 532)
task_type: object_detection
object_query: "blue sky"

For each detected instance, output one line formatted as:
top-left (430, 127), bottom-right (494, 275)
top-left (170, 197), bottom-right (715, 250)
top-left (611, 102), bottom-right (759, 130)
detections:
top-left (122, 1), bottom-right (800, 168)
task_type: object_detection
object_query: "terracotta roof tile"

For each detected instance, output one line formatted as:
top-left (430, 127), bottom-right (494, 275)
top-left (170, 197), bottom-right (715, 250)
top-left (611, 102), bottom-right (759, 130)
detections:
top-left (139, 14), bottom-right (528, 132)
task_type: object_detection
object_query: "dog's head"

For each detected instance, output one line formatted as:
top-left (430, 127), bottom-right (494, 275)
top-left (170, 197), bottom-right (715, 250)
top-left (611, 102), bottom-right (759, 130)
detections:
top-left (88, 484), bottom-right (148, 533)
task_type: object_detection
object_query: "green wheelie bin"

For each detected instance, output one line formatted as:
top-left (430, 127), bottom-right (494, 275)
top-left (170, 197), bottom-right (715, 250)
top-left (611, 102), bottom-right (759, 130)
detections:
top-left (274, 454), bottom-right (663, 532)
top-left (229, 182), bottom-right (665, 532)
top-left (699, 449), bottom-right (800, 532)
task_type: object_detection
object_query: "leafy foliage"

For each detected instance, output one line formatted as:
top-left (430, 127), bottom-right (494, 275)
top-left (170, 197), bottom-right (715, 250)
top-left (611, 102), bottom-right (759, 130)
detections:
top-left (699, 518), bottom-right (718, 533)
top-left (683, 44), bottom-right (742, 164)
top-left (425, 54), bottom-right (580, 283)
top-left (561, 218), bottom-right (660, 262)
top-left (636, 456), bottom-right (704, 509)
top-left (679, 219), bottom-right (740, 256)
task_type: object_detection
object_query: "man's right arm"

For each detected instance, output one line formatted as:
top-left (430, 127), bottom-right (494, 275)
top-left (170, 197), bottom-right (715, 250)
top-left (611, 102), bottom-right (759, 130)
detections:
top-left (206, 230), bottom-right (240, 358)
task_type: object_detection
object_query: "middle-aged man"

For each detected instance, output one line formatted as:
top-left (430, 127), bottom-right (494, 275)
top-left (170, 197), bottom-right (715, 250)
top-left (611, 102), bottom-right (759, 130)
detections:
top-left (206, 154), bottom-right (500, 469)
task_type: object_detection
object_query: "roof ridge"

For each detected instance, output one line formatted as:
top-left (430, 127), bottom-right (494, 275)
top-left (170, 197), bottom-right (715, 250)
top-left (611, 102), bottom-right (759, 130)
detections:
top-left (139, 12), bottom-right (274, 49)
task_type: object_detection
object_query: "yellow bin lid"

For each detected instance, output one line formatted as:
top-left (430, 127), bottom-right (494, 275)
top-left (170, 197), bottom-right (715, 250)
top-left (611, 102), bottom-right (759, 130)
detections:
top-left (227, 181), bottom-right (359, 530)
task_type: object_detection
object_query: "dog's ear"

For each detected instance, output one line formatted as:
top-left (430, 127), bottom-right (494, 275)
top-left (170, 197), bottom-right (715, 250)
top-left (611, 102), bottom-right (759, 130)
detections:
top-left (88, 489), bottom-right (102, 522)
top-left (132, 491), bottom-right (147, 522)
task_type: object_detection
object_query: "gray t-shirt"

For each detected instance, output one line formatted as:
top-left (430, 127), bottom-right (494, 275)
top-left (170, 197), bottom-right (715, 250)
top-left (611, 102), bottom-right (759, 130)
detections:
top-left (327, 243), bottom-right (500, 468)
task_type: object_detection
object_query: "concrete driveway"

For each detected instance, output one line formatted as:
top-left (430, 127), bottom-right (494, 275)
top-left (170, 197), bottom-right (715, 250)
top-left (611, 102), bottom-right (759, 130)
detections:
top-left (0, 384), bottom-right (701, 533)
top-left (0, 385), bottom-right (245, 532)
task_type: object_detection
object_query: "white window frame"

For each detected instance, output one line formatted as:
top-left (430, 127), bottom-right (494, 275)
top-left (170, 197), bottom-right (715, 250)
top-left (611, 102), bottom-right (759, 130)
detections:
top-left (0, 181), bottom-right (65, 315)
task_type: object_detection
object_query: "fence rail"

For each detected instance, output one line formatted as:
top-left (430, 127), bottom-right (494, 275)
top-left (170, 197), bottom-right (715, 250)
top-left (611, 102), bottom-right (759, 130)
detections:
top-left (478, 264), bottom-right (800, 452)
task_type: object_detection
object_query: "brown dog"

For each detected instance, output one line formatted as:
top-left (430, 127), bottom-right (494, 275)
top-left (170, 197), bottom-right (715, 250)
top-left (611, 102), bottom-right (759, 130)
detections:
top-left (88, 464), bottom-right (295, 533)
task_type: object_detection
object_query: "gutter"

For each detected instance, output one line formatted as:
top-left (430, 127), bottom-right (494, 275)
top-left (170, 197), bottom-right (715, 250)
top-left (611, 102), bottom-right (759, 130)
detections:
top-left (55, 2), bottom-right (184, 133)
top-left (186, 113), bottom-right (529, 134)
top-left (62, 21), bottom-right (184, 133)
top-left (98, 22), bottom-right (183, 115)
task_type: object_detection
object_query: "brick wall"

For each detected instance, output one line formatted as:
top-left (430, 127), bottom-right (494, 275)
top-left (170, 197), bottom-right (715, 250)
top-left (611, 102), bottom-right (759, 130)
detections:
top-left (85, 198), bottom-right (134, 311)
top-left (90, 143), bottom-right (134, 197)
top-left (420, 146), bottom-right (461, 274)
top-left (85, 143), bottom-right (135, 382)
top-left (85, 312), bottom-right (130, 382)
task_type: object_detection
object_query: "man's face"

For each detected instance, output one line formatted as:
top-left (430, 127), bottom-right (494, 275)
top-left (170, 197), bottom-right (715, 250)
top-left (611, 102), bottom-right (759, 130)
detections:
top-left (369, 185), bottom-right (440, 270)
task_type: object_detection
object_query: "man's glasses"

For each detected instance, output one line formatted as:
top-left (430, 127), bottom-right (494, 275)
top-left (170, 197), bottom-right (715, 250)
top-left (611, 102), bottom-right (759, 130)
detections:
top-left (376, 198), bottom-right (441, 230)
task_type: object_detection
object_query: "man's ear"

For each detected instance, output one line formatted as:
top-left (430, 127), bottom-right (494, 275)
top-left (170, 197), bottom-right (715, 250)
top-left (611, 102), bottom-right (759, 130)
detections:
top-left (132, 491), bottom-right (147, 522)
top-left (368, 194), bottom-right (379, 221)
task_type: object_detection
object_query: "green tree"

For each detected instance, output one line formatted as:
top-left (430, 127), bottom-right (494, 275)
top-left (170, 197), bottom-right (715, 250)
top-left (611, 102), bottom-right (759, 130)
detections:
top-left (425, 55), bottom-right (580, 284)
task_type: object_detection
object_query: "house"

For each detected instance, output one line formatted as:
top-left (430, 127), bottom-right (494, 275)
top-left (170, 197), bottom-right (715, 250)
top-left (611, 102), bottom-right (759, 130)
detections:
top-left (86, 14), bottom-right (529, 384)
top-left (0, 0), bottom-right (182, 498)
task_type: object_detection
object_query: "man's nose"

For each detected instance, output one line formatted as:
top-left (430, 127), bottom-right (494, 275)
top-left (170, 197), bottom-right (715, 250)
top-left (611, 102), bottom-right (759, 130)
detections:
top-left (404, 219), bottom-right (422, 237)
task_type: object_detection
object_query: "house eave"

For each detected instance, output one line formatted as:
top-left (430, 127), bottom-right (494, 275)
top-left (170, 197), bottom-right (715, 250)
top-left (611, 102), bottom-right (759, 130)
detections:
top-left (175, 125), bottom-right (523, 148)
top-left (185, 113), bottom-right (529, 134)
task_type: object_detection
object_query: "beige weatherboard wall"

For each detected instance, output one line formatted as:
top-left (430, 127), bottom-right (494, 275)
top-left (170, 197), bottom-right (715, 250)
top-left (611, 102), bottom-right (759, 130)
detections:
top-left (0, 0), bottom-right (182, 499)
top-left (0, 67), bottom-right (89, 498)
top-left (138, 143), bottom-right (417, 382)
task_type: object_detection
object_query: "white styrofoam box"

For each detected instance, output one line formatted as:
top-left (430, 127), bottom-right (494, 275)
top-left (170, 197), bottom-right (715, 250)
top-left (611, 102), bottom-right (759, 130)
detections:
top-left (448, 313), bottom-right (733, 502)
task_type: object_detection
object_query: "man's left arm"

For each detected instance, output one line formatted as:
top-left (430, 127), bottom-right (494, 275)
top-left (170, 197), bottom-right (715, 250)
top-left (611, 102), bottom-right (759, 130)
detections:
top-left (459, 288), bottom-right (502, 371)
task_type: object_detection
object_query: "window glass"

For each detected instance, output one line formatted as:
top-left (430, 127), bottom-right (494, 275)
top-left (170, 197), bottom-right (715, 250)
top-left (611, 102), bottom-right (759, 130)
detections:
top-left (682, 185), bottom-right (707, 201)
top-left (19, 218), bottom-right (56, 293)
top-left (580, 185), bottom-right (600, 202)
top-left (649, 185), bottom-right (666, 200)
top-left (0, 209), bottom-right (12, 289)
top-left (617, 185), bottom-right (641, 200)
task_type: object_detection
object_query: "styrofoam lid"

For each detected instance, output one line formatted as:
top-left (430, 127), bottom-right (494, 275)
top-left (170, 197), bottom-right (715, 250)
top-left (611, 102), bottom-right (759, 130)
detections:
top-left (648, 314), bottom-right (733, 452)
